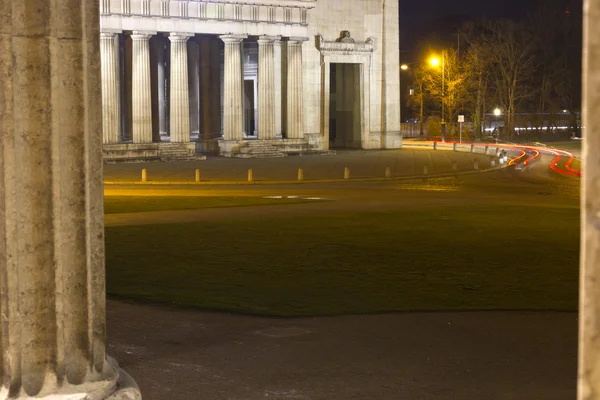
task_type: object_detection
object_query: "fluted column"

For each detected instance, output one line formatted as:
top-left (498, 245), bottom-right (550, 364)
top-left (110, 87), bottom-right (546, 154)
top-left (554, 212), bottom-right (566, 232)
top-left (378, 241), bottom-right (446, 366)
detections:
top-left (169, 33), bottom-right (192, 143)
top-left (101, 32), bottom-right (121, 144)
top-left (220, 34), bottom-right (247, 141)
top-left (286, 37), bottom-right (308, 139)
top-left (0, 0), bottom-right (140, 398)
top-left (131, 31), bottom-right (154, 143)
top-left (274, 39), bottom-right (283, 138)
top-left (579, 1), bottom-right (600, 399)
top-left (258, 36), bottom-right (279, 140)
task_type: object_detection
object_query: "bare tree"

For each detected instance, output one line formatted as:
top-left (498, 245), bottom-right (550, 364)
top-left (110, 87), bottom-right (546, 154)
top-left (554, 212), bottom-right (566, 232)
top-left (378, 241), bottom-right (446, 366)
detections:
top-left (481, 20), bottom-right (536, 138)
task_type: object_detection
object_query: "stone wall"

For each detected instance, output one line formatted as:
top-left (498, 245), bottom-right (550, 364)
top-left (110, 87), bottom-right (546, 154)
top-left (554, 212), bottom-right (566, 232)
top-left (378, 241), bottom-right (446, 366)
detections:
top-left (304, 0), bottom-right (401, 149)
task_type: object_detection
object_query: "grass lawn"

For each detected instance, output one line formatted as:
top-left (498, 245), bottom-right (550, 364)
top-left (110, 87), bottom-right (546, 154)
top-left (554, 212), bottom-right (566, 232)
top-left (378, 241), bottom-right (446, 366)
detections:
top-left (104, 196), bottom-right (315, 214)
top-left (105, 204), bottom-right (580, 316)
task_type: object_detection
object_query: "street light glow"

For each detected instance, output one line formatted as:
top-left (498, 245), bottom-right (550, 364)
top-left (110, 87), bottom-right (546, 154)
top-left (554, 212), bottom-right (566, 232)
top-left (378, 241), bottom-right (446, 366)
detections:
top-left (494, 108), bottom-right (502, 116)
top-left (429, 57), bottom-right (441, 67)
top-left (401, 64), bottom-right (409, 70)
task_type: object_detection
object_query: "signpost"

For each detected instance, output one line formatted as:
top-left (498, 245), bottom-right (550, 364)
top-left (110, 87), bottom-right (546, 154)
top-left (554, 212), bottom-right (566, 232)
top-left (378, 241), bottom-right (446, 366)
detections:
top-left (458, 115), bottom-right (465, 143)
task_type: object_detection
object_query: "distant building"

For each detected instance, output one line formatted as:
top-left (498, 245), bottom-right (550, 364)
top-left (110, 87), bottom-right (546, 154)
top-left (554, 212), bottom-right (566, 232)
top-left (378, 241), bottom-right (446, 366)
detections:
top-left (100, 0), bottom-right (402, 161)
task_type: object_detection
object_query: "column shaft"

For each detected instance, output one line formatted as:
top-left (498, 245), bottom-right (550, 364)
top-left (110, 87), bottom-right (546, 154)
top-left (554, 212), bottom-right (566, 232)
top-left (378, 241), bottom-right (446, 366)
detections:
top-left (169, 33), bottom-right (192, 143)
top-left (274, 40), bottom-right (283, 138)
top-left (0, 0), bottom-right (140, 398)
top-left (579, 1), bottom-right (600, 399)
top-left (131, 32), bottom-right (154, 143)
top-left (286, 38), bottom-right (307, 139)
top-left (101, 32), bottom-right (121, 144)
top-left (221, 34), bottom-right (247, 141)
top-left (258, 36), bottom-right (278, 140)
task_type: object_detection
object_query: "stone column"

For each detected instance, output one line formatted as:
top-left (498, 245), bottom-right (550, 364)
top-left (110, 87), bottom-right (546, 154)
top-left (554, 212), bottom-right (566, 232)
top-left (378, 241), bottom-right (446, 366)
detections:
top-left (579, 1), bottom-right (600, 399)
top-left (286, 37), bottom-right (308, 139)
top-left (169, 33), bottom-right (192, 143)
top-left (0, 0), bottom-right (141, 399)
top-left (274, 39), bottom-right (283, 138)
top-left (131, 31), bottom-right (154, 144)
top-left (188, 38), bottom-right (201, 138)
top-left (220, 34), bottom-right (247, 141)
top-left (101, 32), bottom-right (121, 144)
top-left (257, 36), bottom-right (279, 140)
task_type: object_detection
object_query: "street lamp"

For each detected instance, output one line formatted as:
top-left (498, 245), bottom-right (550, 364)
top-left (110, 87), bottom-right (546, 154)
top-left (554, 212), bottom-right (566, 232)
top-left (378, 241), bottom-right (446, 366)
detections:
top-left (430, 53), bottom-right (445, 142)
top-left (400, 62), bottom-right (425, 137)
top-left (493, 108), bottom-right (502, 144)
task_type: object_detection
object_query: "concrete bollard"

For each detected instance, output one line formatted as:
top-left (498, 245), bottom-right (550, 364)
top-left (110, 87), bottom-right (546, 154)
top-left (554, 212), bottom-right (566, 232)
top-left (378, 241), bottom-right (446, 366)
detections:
top-left (453, 143), bottom-right (457, 152)
top-left (433, 141), bottom-right (437, 150)
top-left (298, 168), bottom-right (304, 181)
top-left (423, 164), bottom-right (429, 175)
top-left (452, 160), bottom-right (458, 172)
top-left (474, 158), bottom-right (480, 171)
top-left (344, 167), bottom-right (350, 180)
top-left (248, 169), bottom-right (253, 182)
top-left (490, 160), bottom-right (496, 167)
top-left (141, 168), bottom-right (147, 183)
top-left (470, 144), bottom-right (475, 153)
top-left (385, 167), bottom-right (392, 178)
top-left (195, 169), bottom-right (201, 182)
top-left (484, 146), bottom-right (489, 155)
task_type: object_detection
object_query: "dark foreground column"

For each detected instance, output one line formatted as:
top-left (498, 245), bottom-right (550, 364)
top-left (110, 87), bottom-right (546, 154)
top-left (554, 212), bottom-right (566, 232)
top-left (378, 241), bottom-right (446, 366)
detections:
top-left (0, 1), bottom-right (141, 398)
top-left (579, 1), bottom-right (600, 399)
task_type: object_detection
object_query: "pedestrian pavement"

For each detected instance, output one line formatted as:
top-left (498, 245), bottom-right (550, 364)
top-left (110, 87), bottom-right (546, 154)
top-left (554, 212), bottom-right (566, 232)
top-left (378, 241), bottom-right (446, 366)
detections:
top-left (103, 148), bottom-right (499, 184)
top-left (107, 300), bottom-right (576, 400)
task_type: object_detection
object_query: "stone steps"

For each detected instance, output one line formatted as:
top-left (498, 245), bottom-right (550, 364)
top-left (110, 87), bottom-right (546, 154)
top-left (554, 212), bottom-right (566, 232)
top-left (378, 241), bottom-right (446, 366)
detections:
top-left (236, 141), bottom-right (287, 158)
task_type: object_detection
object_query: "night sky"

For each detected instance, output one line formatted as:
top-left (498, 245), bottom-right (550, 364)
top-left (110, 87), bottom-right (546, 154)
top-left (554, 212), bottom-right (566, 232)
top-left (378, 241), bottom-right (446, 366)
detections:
top-left (400, 0), bottom-right (542, 53)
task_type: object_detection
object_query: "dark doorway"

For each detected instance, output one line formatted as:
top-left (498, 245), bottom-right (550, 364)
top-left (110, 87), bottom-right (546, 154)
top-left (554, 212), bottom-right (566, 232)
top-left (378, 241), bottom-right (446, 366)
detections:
top-left (329, 63), bottom-right (362, 148)
top-left (244, 79), bottom-right (256, 136)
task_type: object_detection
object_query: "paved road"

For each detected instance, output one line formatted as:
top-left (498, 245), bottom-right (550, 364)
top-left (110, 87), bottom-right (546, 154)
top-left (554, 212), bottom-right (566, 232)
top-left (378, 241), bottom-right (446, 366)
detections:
top-left (104, 149), bottom-right (580, 400)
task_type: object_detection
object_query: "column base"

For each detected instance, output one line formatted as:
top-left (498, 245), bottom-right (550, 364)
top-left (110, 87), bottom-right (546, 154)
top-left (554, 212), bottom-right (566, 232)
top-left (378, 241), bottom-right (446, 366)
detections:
top-left (106, 365), bottom-right (142, 400)
top-left (0, 358), bottom-right (141, 400)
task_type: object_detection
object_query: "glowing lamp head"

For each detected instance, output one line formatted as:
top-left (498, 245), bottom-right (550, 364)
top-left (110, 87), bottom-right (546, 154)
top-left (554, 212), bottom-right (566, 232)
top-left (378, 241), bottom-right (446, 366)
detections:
top-left (494, 108), bottom-right (502, 117)
top-left (429, 57), bottom-right (441, 67)
top-left (401, 64), bottom-right (409, 71)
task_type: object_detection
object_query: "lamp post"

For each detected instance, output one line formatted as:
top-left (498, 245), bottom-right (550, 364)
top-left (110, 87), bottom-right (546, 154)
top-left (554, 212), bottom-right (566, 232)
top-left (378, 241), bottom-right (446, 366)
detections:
top-left (493, 108), bottom-right (502, 144)
top-left (401, 62), bottom-right (425, 137)
top-left (430, 54), bottom-right (446, 142)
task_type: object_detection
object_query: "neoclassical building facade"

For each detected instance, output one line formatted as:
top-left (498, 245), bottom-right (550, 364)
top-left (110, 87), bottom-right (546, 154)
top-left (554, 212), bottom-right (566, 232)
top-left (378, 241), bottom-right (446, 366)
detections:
top-left (100, 0), bottom-right (401, 161)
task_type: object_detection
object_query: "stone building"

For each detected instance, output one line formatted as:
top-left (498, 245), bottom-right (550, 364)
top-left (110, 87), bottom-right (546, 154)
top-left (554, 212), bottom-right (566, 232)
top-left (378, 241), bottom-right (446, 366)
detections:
top-left (99, 0), bottom-right (402, 161)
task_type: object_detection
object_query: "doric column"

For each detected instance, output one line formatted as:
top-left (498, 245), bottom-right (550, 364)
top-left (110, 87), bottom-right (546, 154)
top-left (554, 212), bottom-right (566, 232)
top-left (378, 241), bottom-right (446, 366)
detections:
top-left (286, 37), bottom-right (308, 139)
top-left (257, 36), bottom-right (279, 140)
top-left (131, 31), bottom-right (154, 143)
top-left (101, 32), bottom-right (121, 144)
top-left (0, 0), bottom-right (140, 398)
top-left (169, 33), bottom-right (192, 143)
top-left (579, 1), bottom-right (600, 399)
top-left (220, 34), bottom-right (247, 141)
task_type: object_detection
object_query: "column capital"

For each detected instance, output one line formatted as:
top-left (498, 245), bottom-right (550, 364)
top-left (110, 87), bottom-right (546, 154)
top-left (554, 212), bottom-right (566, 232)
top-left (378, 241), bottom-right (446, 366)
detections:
top-left (131, 31), bottom-right (156, 40)
top-left (220, 34), bottom-right (248, 44)
top-left (257, 35), bottom-right (282, 45)
top-left (287, 36), bottom-right (309, 44)
top-left (100, 30), bottom-right (122, 38)
top-left (169, 32), bottom-right (194, 42)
